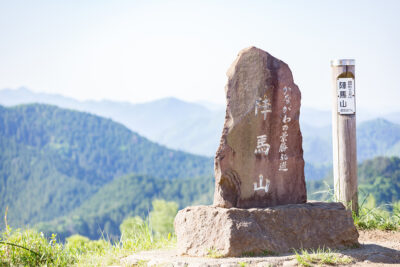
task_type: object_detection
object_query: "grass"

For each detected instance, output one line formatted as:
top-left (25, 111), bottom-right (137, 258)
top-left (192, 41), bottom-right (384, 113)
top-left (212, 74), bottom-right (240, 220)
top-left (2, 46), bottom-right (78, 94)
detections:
top-left (0, 227), bottom-right (75, 266)
top-left (206, 247), bottom-right (224, 258)
top-left (311, 185), bottom-right (400, 231)
top-left (353, 201), bottom-right (400, 231)
top-left (294, 247), bottom-right (353, 267)
top-left (0, 210), bottom-right (175, 266)
top-left (0, 227), bottom-right (175, 266)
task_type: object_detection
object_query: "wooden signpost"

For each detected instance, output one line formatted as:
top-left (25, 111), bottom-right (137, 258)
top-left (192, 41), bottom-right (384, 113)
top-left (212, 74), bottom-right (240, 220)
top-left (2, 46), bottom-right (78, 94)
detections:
top-left (331, 59), bottom-right (358, 214)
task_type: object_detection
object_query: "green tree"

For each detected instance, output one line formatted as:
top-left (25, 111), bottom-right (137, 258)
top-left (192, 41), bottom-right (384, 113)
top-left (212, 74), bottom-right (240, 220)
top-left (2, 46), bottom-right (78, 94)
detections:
top-left (120, 216), bottom-right (146, 240)
top-left (149, 199), bottom-right (178, 236)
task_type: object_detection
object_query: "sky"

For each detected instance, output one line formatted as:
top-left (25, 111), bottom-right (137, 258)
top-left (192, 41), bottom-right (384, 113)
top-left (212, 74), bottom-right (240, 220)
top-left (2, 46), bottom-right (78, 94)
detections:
top-left (1, 0), bottom-right (399, 113)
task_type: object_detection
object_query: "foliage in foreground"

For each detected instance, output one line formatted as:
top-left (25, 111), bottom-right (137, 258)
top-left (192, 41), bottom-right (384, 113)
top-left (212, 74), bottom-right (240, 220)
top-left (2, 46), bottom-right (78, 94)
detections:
top-left (0, 225), bottom-right (175, 267)
top-left (0, 200), bottom-right (177, 266)
top-left (309, 182), bottom-right (400, 231)
top-left (307, 156), bottom-right (400, 231)
top-left (0, 226), bottom-right (75, 266)
top-left (354, 195), bottom-right (400, 231)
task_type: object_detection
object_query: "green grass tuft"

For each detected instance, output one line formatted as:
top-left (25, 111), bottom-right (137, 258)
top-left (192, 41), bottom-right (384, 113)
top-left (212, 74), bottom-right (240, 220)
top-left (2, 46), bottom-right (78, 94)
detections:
top-left (294, 247), bottom-right (353, 266)
top-left (353, 197), bottom-right (400, 231)
top-left (0, 228), bottom-right (75, 266)
top-left (207, 247), bottom-right (223, 258)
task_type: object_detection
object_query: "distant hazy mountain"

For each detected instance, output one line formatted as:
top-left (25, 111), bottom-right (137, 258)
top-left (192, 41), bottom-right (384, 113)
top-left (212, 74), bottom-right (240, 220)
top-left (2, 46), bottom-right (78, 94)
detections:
top-left (382, 112), bottom-right (400, 125)
top-left (1, 87), bottom-right (400, 172)
top-left (0, 87), bottom-right (371, 157)
top-left (0, 87), bottom-right (224, 156)
top-left (302, 118), bottom-right (400, 165)
top-left (357, 118), bottom-right (400, 162)
top-left (0, 88), bottom-right (338, 156)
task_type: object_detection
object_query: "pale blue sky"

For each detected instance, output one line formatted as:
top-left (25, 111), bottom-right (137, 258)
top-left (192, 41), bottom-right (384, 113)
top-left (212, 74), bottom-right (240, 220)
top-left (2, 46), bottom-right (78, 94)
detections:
top-left (1, 0), bottom-right (399, 112)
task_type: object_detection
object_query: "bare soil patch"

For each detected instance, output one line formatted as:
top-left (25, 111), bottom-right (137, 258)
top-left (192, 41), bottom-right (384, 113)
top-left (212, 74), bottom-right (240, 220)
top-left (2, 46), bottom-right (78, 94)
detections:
top-left (119, 230), bottom-right (400, 266)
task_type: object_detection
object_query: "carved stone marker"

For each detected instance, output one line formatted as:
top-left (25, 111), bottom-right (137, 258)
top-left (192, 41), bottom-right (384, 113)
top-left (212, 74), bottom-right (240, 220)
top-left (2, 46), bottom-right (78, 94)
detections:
top-left (214, 46), bottom-right (306, 208)
top-left (174, 47), bottom-right (359, 257)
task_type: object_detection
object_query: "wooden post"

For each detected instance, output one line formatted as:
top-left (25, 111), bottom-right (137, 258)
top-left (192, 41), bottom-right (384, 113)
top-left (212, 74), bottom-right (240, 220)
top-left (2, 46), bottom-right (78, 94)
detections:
top-left (331, 59), bottom-right (358, 215)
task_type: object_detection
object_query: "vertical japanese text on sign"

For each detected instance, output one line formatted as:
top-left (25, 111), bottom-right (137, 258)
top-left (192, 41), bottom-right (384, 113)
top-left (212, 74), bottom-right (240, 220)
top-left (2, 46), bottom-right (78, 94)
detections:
top-left (279, 87), bottom-right (292, 172)
top-left (337, 78), bottom-right (355, 115)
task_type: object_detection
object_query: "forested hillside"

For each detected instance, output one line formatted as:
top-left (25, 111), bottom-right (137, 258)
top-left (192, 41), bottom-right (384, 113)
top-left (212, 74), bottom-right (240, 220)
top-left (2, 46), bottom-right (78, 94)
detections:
top-left (307, 156), bottom-right (400, 209)
top-left (36, 174), bottom-right (214, 240)
top-left (0, 104), bottom-right (213, 229)
top-left (358, 156), bottom-right (400, 206)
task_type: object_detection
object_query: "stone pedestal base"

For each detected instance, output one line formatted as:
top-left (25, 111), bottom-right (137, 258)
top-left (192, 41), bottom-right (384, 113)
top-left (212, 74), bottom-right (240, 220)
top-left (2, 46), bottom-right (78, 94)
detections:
top-left (174, 202), bottom-right (359, 257)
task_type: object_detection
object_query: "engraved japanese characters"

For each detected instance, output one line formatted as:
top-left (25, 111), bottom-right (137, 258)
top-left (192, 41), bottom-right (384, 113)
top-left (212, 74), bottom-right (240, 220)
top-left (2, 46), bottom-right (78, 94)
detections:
top-left (337, 78), bottom-right (355, 114)
top-left (214, 46), bottom-right (306, 208)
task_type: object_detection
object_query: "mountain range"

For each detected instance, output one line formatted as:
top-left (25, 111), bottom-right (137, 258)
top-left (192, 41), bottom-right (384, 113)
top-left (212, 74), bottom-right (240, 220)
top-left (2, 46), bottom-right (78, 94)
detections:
top-left (0, 87), bottom-right (400, 163)
top-left (1, 102), bottom-right (400, 239)
top-left (2, 87), bottom-right (397, 158)
top-left (2, 87), bottom-right (400, 180)
top-left (0, 104), bottom-right (212, 232)
top-left (0, 87), bottom-right (224, 156)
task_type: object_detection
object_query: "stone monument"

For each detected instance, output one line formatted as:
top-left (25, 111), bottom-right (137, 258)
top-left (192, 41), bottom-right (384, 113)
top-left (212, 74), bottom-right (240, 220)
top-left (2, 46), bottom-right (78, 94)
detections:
top-left (174, 47), bottom-right (359, 257)
top-left (214, 46), bottom-right (306, 208)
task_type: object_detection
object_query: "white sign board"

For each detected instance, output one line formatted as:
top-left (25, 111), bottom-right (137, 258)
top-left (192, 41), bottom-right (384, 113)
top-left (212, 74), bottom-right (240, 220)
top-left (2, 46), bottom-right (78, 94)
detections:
top-left (337, 78), bottom-right (355, 114)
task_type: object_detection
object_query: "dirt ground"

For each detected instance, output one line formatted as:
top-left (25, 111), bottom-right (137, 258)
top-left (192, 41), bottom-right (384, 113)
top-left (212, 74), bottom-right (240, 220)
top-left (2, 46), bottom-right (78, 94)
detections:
top-left (348, 230), bottom-right (400, 266)
top-left (119, 230), bottom-right (400, 266)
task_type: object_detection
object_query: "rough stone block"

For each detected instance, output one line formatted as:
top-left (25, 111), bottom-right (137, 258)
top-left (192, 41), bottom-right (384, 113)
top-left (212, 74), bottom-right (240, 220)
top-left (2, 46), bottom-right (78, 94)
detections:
top-left (174, 202), bottom-right (359, 257)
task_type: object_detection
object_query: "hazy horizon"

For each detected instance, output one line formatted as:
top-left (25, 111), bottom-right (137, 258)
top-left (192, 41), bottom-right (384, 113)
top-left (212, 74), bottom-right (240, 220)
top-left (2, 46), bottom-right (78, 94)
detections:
top-left (3, 86), bottom-right (400, 119)
top-left (0, 86), bottom-right (360, 113)
top-left (1, 1), bottom-right (400, 114)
